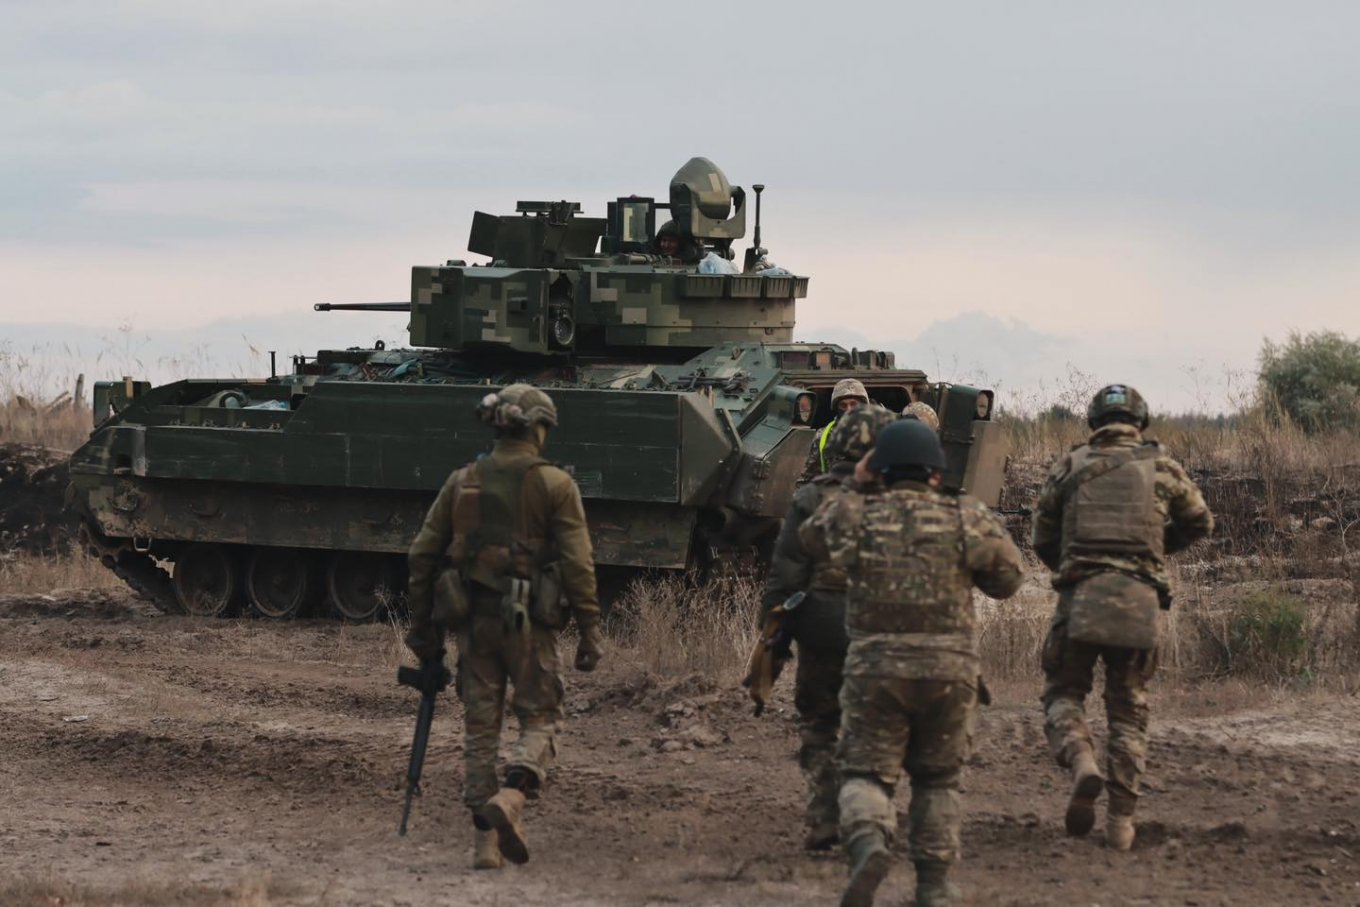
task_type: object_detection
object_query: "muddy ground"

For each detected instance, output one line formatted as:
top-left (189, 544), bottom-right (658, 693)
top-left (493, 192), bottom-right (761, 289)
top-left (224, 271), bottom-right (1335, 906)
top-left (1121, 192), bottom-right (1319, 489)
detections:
top-left (2, 590), bottom-right (1358, 907)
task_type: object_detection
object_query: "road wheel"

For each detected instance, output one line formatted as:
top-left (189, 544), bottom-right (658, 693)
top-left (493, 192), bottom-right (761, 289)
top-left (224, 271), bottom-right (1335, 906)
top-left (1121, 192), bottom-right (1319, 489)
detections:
top-left (325, 552), bottom-right (394, 622)
top-left (172, 543), bottom-right (240, 617)
top-left (245, 548), bottom-right (312, 620)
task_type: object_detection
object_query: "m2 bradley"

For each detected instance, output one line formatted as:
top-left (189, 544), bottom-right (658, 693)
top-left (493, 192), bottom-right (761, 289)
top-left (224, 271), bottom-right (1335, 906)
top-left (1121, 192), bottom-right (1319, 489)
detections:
top-left (68, 158), bottom-right (1008, 620)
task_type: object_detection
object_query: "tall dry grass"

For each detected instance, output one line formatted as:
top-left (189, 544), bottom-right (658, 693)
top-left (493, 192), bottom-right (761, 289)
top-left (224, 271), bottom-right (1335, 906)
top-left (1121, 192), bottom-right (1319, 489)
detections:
top-left (0, 551), bottom-right (126, 595)
top-left (607, 567), bottom-right (763, 682)
top-left (0, 397), bottom-right (91, 450)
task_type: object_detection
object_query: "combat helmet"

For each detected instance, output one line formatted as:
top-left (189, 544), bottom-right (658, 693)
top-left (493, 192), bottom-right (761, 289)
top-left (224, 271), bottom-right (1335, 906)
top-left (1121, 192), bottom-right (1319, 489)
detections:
top-left (901, 401), bottom-right (940, 432)
top-left (826, 404), bottom-right (897, 467)
top-left (1086, 384), bottom-right (1149, 430)
top-left (831, 378), bottom-right (869, 408)
top-left (477, 383), bottom-right (559, 429)
top-left (868, 419), bottom-right (947, 475)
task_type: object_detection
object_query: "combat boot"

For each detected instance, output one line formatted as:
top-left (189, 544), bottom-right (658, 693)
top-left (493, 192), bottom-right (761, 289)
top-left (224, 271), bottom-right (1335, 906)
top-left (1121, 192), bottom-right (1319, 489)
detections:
top-left (1065, 748), bottom-right (1104, 837)
top-left (915, 863), bottom-right (961, 907)
top-left (1106, 813), bottom-right (1136, 851)
top-left (473, 829), bottom-right (503, 870)
top-left (481, 788), bottom-right (530, 865)
top-left (840, 829), bottom-right (893, 907)
top-left (804, 821), bottom-right (839, 852)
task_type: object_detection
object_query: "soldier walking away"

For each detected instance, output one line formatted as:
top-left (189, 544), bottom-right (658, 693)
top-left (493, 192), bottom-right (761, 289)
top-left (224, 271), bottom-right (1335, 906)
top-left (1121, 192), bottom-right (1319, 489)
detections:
top-left (797, 378), bottom-right (870, 484)
top-left (760, 405), bottom-right (898, 852)
top-left (801, 420), bottom-right (1025, 907)
top-left (1031, 384), bottom-right (1213, 851)
top-left (404, 384), bottom-right (603, 869)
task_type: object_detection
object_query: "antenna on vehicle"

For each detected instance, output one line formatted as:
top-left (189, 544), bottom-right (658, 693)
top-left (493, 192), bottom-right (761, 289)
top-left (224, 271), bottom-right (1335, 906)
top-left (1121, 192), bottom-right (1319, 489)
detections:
top-left (744, 184), bottom-right (767, 273)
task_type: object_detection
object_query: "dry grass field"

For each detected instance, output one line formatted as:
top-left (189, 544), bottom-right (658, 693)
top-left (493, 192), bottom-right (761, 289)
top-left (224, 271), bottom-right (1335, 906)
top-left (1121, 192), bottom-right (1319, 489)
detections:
top-left (2, 393), bottom-right (1359, 905)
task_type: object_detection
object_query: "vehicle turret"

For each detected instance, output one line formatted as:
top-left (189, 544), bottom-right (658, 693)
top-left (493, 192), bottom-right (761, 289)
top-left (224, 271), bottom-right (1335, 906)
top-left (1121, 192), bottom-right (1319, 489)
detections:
top-left (398, 157), bottom-right (803, 359)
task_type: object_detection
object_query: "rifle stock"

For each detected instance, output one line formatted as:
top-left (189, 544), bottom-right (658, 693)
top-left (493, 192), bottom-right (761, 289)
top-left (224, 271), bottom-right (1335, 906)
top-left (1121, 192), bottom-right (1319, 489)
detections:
top-left (741, 591), bottom-right (805, 716)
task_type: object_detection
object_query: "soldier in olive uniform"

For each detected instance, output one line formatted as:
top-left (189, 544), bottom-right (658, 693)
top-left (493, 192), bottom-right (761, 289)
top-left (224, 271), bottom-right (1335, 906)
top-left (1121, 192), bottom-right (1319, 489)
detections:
top-left (801, 420), bottom-right (1024, 907)
top-left (405, 384), bottom-right (603, 870)
top-left (797, 378), bottom-right (870, 485)
top-left (761, 405), bottom-right (898, 852)
top-left (1032, 384), bottom-right (1213, 850)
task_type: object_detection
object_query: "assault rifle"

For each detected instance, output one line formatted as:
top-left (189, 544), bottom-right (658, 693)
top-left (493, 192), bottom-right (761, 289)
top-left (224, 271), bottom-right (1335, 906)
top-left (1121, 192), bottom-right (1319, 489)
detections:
top-left (741, 590), bottom-right (804, 716)
top-left (396, 654), bottom-right (452, 836)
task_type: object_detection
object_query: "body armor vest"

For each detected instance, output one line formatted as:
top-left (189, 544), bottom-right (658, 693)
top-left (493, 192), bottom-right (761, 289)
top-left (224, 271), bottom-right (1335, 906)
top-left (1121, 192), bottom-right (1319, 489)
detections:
top-left (845, 491), bottom-right (972, 637)
top-left (447, 455), bottom-right (550, 592)
top-left (1060, 444), bottom-right (1163, 565)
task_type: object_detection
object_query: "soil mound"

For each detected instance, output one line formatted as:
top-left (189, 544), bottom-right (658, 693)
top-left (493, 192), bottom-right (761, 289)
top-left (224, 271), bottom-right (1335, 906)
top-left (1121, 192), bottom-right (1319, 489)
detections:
top-left (0, 443), bottom-right (77, 554)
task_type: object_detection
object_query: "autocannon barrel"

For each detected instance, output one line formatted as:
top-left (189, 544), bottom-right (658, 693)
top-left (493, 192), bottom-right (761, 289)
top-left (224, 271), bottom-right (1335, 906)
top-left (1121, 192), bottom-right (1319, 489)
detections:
top-left (314, 302), bottom-right (412, 312)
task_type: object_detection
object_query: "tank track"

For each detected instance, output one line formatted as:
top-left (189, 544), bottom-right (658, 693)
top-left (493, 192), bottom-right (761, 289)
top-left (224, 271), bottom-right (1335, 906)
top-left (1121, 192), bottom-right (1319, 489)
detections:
top-left (105, 549), bottom-right (180, 615)
top-left (79, 520), bottom-right (181, 614)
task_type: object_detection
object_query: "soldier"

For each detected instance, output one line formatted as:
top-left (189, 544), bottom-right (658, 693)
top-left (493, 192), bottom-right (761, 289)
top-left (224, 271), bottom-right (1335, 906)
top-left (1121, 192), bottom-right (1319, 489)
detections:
top-left (1032, 384), bottom-right (1213, 851)
top-left (797, 378), bottom-right (870, 484)
top-left (657, 229), bottom-right (681, 258)
top-left (901, 401), bottom-right (940, 432)
top-left (654, 220), bottom-right (699, 263)
top-left (760, 404), bottom-right (898, 852)
top-left (801, 420), bottom-right (1024, 907)
top-left (404, 384), bottom-right (603, 870)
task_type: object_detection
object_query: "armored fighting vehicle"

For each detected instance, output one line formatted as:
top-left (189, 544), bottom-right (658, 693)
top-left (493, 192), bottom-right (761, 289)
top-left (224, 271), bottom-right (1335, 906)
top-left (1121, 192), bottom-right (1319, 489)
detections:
top-left (68, 158), bottom-right (1008, 620)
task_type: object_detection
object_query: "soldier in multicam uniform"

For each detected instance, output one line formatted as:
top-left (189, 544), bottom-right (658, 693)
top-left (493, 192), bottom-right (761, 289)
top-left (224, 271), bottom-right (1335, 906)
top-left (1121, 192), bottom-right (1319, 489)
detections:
top-left (797, 378), bottom-right (870, 484)
top-left (1031, 384), bottom-right (1213, 850)
top-left (760, 404), bottom-right (899, 852)
top-left (801, 420), bottom-right (1024, 907)
top-left (404, 384), bottom-right (604, 870)
top-left (901, 401), bottom-right (940, 432)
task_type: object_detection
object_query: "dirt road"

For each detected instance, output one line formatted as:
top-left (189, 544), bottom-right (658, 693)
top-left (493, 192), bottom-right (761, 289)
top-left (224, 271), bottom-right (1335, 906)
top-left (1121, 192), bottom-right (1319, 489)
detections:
top-left (2, 592), bottom-right (1358, 906)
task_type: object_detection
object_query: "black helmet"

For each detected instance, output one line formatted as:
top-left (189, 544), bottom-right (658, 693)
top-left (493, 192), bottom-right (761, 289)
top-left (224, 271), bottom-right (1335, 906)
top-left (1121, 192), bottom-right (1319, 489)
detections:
top-left (868, 419), bottom-right (947, 475)
top-left (1086, 384), bottom-right (1149, 430)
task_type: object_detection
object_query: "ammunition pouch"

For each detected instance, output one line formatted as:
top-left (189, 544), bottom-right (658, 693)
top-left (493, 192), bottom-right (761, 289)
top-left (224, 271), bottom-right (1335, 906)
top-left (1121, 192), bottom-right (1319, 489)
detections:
top-left (1066, 572), bottom-right (1160, 650)
top-left (431, 566), bottom-right (470, 632)
top-left (530, 561), bottom-right (570, 629)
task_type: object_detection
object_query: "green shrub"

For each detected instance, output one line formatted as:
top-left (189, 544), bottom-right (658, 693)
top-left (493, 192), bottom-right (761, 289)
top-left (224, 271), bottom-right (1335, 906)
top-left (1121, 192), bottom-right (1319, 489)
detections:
top-left (1226, 589), bottom-right (1311, 680)
top-left (1259, 330), bottom-right (1360, 433)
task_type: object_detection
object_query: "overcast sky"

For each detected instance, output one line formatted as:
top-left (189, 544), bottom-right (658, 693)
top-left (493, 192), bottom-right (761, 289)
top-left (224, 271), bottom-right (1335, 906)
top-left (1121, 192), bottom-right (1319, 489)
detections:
top-left (3, 1), bottom-right (1358, 411)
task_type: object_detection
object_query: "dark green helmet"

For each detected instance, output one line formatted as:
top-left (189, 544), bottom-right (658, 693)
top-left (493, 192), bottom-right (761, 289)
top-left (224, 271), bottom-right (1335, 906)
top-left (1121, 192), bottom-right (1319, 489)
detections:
top-left (826, 404), bottom-right (896, 466)
top-left (868, 419), bottom-right (947, 474)
top-left (1086, 384), bottom-right (1149, 430)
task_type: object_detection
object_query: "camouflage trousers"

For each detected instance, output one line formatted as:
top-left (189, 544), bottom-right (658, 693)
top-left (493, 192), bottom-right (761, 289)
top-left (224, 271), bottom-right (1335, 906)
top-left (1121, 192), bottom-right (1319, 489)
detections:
top-left (455, 594), bottom-right (565, 810)
top-left (837, 674), bottom-right (976, 867)
top-left (794, 642), bottom-right (845, 831)
top-left (1041, 596), bottom-right (1157, 817)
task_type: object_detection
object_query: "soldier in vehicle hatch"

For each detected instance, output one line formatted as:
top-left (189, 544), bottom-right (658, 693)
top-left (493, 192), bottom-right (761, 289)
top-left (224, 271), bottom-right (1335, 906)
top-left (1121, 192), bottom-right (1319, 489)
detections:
top-left (404, 384), bottom-right (604, 870)
top-left (1031, 384), bottom-right (1213, 851)
top-left (801, 420), bottom-right (1024, 907)
top-left (760, 404), bottom-right (898, 852)
top-left (797, 378), bottom-right (870, 485)
top-left (653, 220), bottom-right (700, 263)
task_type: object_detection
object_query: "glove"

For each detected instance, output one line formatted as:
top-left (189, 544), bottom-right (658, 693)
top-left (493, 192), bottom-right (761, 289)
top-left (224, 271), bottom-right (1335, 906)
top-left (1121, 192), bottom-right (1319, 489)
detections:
top-left (418, 655), bottom-right (453, 695)
top-left (404, 619), bottom-right (445, 663)
top-left (574, 623), bottom-right (604, 672)
top-left (397, 650), bottom-right (452, 696)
